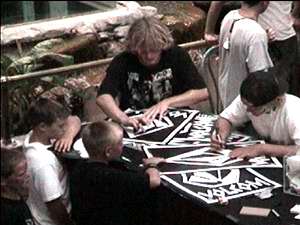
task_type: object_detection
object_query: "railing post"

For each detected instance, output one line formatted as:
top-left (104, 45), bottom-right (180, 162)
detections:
top-left (1, 82), bottom-right (11, 145)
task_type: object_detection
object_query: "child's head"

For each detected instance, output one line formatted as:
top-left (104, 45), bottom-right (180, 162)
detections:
top-left (82, 121), bottom-right (124, 161)
top-left (1, 148), bottom-right (30, 199)
top-left (240, 70), bottom-right (286, 116)
top-left (27, 98), bottom-right (70, 140)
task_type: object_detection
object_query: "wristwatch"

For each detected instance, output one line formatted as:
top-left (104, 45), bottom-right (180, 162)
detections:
top-left (143, 163), bottom-right (158, 172)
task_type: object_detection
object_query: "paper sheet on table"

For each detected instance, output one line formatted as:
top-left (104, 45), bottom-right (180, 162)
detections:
top-left (73, 138), bottom-right (89, 158)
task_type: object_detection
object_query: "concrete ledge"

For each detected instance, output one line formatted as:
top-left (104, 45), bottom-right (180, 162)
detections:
top-left (1, 1), bottom-right (157, 45)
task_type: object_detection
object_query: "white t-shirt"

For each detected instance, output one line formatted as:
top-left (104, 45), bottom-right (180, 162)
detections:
top-left (219, 10), bottom-right (273, 108)
top-left (23, 131), bottom-right (71, 225)
top-left (220, 94), bottom-right (300, 145)
top-left (258, 1), bottom-right (295, 41)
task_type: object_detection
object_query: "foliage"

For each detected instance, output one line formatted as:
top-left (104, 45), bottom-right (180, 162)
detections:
top-left (1, 38), bottom-right (78, 136)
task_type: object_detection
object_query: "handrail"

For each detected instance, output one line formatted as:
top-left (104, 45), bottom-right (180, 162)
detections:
top-left (0, 57), bottom-right (113, 83)
top-left (1, 39), bottom-right (210, 83)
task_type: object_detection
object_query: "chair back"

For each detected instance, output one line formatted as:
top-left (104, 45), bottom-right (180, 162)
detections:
top-left (200, 45), bottom-right (223, 114)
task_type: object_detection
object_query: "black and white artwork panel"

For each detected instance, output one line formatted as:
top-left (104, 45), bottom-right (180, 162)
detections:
top-left (143, 145), bottom-right (282, 174)
top-left (122, 108), bottom-right (199, 144)
top-left (161, 168), bottom-right (282, 204)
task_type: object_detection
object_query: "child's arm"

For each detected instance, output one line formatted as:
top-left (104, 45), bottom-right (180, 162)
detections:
top-left (46, 197), bottom-right (75, 225)
top-left (54, 116), bottom-right (81, 152)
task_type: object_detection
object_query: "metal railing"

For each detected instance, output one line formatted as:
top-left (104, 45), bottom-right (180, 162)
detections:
top-left (1, 39), bottom-right (212, 144)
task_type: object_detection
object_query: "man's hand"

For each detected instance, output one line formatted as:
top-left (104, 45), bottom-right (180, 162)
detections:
top-left (142, 100), bottom-right (169, 124)
top-left (204, 33), bottom-right (219, 45)
top-left (210, 131), bottom-right (226, 150)
top-left (229, 145), bottom-right (261, 159)
top-left (292, 16), bottom-right (300, 31)
top-left (121, 116), bottom-right (145, 131)
top-left (266, 28), bottom-right (276, 42)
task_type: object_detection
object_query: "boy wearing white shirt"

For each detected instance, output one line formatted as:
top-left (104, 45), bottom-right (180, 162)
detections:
top-left (23, 98), bottom-right (80, 225)
top-left (211, 70), bottom-right (300, 159)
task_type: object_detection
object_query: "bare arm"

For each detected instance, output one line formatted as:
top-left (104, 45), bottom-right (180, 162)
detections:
top-left (46, 197), bottom-right (75, 225)
top-left (164, 88), bottom-right (209, 108)
top-left (229, 144), bottom-right (298, 159)
top-left (142, 88), bottom-right (209, 123)
top-left (96, 94), bottom-right (142, 130)
top-left (54, 115), bottom-right (81, 152)
top-left (211, 117), bottom-right (232, 150)
top-left (143, 157), bottom-right (165, 189)
top-left (204, 1), bottom-right (226, 43)
top-left (145, 168), bottom-right (161, 189)
top-left (292, 1), bottom-right (300, 30)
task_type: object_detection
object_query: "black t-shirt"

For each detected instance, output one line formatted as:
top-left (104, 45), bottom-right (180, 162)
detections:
top-left (69, 160), bottom-right (158, 225)
top-left (1, 197), bottom-right (35, 225)
top-left (98, 46), bottom-right (206, 110)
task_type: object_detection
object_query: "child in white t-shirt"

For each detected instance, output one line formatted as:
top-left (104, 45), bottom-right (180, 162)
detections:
top-left (23, 98), bottom-right (80, 225)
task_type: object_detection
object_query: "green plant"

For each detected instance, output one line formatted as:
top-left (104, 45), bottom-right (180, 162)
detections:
top-left (1, 50), bottom-right (74, 136)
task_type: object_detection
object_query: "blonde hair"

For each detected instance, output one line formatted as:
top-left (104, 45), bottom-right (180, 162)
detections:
top-left (82, 121), bottom-right (123, 157)
top-left (126, 16), bottom-right (174, 53)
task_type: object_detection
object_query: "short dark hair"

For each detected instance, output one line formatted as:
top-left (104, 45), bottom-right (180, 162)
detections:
top-left (27, 98), bottom-right (69, 128)
top-left (82, 121), bottom-right (122, 157)
top-left (240, 70), bottom-right (286, 106)
top-left (242, 1), bottom-right (261, 7)
top-left (1, 148), bottom-right (26, 180)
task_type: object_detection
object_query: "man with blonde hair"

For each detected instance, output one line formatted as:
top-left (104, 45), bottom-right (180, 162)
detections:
top-left (97, 16), bottom-right (208, 130)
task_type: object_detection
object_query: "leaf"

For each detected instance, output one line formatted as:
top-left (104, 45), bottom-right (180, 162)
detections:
top-left (52, 75), bottom-right (67, 86)
top-left (1, 55), bottom-right (13, 75)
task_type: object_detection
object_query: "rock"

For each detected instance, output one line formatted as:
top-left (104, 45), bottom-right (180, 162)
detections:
top-left (139, 1), bottom-right (206, 44)
top-left (1, 3), bottom-right (157, 45)
top-left (193, 1), bottom-right (241, 34)
top-left (105, 41), bottom-right (126, 57)
top-left (113, 25), bottom-right (130, 38)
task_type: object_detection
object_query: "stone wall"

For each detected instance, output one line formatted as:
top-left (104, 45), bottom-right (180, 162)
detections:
top-left (1, 1), bottom-right (156, 45)
top-left (1, 1), bottom-right (157, 61)
top-left (1, 1), bottom-right (207, 61)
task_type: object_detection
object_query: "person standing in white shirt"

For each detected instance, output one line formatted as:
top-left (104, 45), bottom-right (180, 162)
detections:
top-left (218, 1), bottom-right (273, 107)
top-left (204, 1), bottom-right (300, 97)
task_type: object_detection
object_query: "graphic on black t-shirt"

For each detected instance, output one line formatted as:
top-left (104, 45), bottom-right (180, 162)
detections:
top-left (98, 47), bottom-right (207, 110)
top-left (127, 68), bottom-right (173, 109)
top-left (25, 219), bottom-right (35, 225)
top-left (1, 198), bottom-right (35, 225)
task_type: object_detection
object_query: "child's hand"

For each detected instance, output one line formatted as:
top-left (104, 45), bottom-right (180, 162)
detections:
top-left (143, 157), bottom-right (165, 166)
top-left (54, 135), bottom-right (73, 152)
